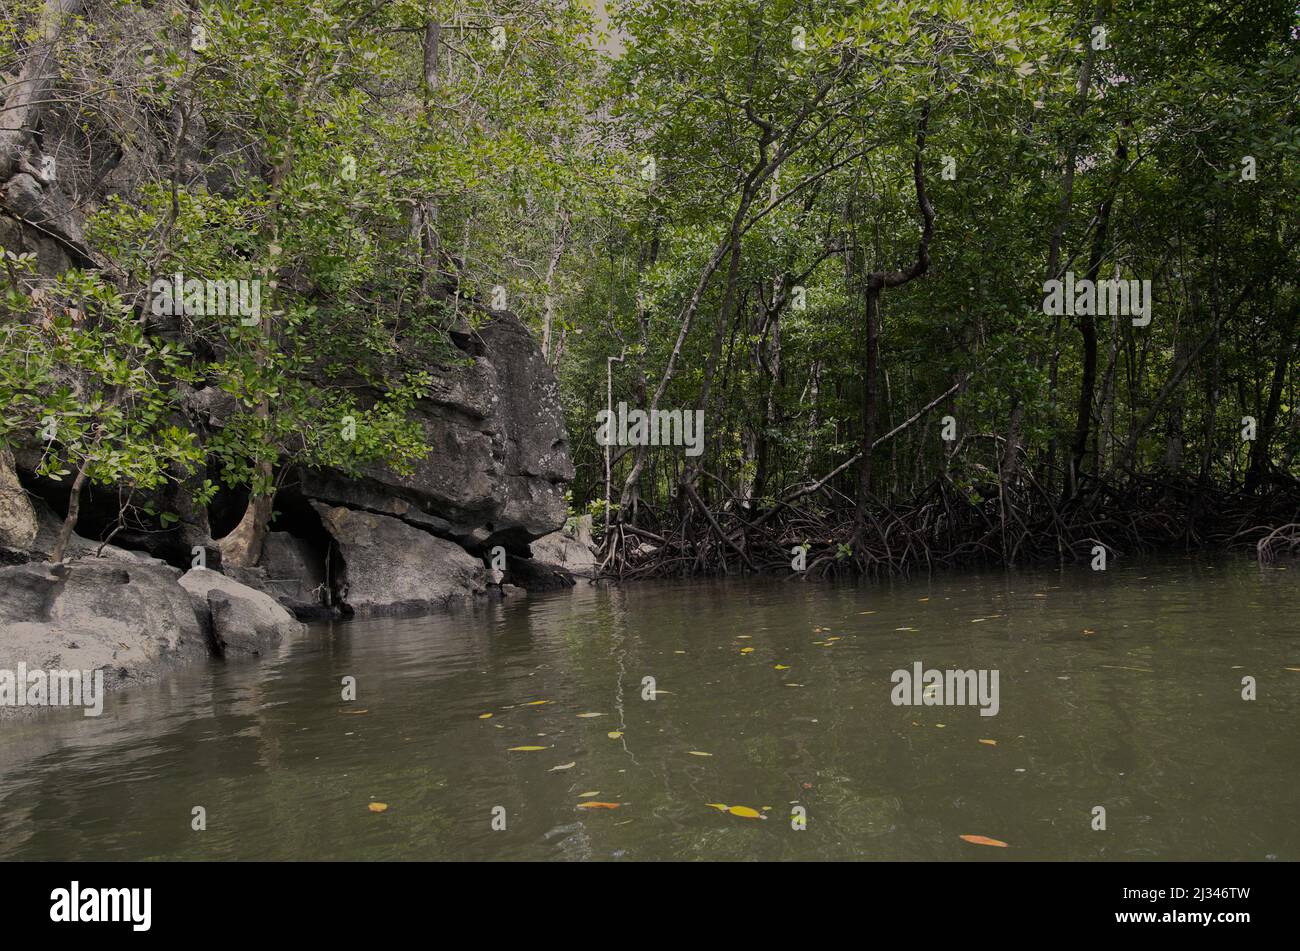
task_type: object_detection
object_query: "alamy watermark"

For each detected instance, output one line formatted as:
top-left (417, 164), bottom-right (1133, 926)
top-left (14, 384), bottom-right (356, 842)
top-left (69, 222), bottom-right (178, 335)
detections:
top-left (0, 664), bottom-right (104, 716)
top-left (891, 661), bottom-right (999, 717)
top-left (595, 401), bottom-right (704, 457)
top-left (1043, 271), bottom-right (1151, 327)
top-left (150, 272), bottom-right (262, 325)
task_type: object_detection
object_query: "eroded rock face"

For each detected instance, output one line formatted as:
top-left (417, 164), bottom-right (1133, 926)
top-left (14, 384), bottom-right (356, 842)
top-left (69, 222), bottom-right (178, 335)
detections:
top-left (296, 312), bottom-right (574, 555)
top-left (0, 449), bottom-right (38, 551)
top-left (179, 568), bottom-right (304, 657)
top-left (310, 503), bottom-right (489, 616)
top-left (0, 560), bottom-right (210, 715)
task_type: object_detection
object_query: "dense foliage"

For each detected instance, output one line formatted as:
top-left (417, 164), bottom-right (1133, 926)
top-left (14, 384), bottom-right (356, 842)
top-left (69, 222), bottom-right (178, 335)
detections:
top-left (2, 0), bottom-right (1297, 573)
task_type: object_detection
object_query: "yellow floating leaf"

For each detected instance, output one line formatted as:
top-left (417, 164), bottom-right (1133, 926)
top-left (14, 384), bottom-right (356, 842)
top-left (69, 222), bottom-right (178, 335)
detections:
top-left (918, 597), bottom-right (930, 602)
top-left (576, 801), bottom-right (620, 809)
top-left (549, 762), bottom-right (576, 772)
top-left (579, 791), bottom-right (601, 798)
top-left (705, 803), bottom-right (729, 811)
top-left (368, 802), bottom-right (388, 813)
top-left (478, 713), bottom-right (493, 719)
top-left (688, 751), bottom-right (713, 757)
top-left (607, 731), bottom-right (623, 739)
top-left (740, 647), bottom-right (754, 654)
top-left (522, 700), bottom-right (551, 706)
top-left (774, 664), bottom-right (790, 670)
top-left (508, 745), bottom-right (547, 751)
top-left (1285, 667), bottom-right (1300, 672)
top-left (576, 712), bottom-right (606, 718)
top-left (959, 834), bottom-right (1008, 848)
top-left (727, 805), bottom-right (764, 819)
top-left (979, 739), bottom-right (997, 746)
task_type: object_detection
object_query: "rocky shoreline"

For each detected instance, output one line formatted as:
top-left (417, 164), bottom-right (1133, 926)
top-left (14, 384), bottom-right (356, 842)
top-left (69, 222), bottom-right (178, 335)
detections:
top-left (0, 307), bottom-right (598, 716)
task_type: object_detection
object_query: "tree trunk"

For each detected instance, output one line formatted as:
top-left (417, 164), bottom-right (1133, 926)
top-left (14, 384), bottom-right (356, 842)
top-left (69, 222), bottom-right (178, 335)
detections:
top-left (49, 462), bottom-right (87, 564)
top-left (1245, 306), bottom-right (1297, 493)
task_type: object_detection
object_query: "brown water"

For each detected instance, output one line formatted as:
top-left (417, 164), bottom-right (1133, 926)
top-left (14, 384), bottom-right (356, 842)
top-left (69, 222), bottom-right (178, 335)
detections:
top-left (1, 560), bottom-right (1297, 861)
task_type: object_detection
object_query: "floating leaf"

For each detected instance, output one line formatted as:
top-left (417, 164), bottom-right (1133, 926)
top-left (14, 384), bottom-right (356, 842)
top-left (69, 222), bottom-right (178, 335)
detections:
top-left (607, 731), bottom-right (623, 739)
top-left (368, 802), bottom-right (388, 813)
top-left (576, 801), bottom-right (620, 809)
top-left (959, 834), bottom-right (1008, 848)
top-left (478, 713), bottom-right (493, 719)
top-left (740, 647), bottom-right (754, 654)
top-left (579, 791), bottom-right (601, 798)
top-left (774, 664), bottom-right (790, 670)
top-left (339, 709), bottom-right (369, 715)
top-left (522, 700), bottom-right (551, 706)
top-left (688, 751), bottom-right (713, 757)
top-left (979, 739), bottom-right (997, 746)
top-left (576, 712), bottom-right (606, 718)
top-left (549, 762), bottom-right (576, 772)
top-left (727, 805), bottom-right (764, 819)
top-left (705, 803), bottom-right (729, 811)
top-left (508, 745), bottom-right (547, 751)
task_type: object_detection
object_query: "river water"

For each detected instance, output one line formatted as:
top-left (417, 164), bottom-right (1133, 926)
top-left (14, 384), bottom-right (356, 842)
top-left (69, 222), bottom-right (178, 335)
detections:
top-left (1, 559), bottom-right (1296, 860)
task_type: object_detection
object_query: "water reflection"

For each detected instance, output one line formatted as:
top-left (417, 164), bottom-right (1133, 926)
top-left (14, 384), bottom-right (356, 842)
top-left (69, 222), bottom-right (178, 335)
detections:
top-left (1, 560), bottom-right (1296, 860)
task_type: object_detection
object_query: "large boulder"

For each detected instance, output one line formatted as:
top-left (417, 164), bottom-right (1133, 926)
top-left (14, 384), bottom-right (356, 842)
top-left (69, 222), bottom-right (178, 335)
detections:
top-left (310, 503), bottom-right (489, 616)
top-left (295, 312), bottom-right (574, 554)
top-left (179, 568), bottom-right (304, 658)
top-left (0, 559), bottom-right (210, 715)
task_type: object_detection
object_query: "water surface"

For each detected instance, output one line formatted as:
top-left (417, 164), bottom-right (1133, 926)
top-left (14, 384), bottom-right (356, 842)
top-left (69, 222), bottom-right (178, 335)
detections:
top-left (1, 560), bottom-right (1297, 860)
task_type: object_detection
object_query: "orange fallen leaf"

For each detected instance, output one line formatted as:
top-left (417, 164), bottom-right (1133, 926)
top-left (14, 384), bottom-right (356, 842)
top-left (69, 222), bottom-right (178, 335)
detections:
top-left (979, 739), bottom-right (997, 746)
top-left (576, 801), bottom-right (620, 809)
top-left (368, 802), bottom-right (388, 813)
top-left (959, 834), bottom-right (1008, 847)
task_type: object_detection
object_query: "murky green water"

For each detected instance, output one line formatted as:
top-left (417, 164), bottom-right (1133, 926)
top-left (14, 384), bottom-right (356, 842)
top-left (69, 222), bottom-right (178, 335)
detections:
top-left (1, 560), bottom-right (1297, 860)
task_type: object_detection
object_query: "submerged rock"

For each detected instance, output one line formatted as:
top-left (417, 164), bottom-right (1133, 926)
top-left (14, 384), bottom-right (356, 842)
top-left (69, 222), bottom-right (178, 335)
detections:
top-left (310, 503), bottom-right (488, 616)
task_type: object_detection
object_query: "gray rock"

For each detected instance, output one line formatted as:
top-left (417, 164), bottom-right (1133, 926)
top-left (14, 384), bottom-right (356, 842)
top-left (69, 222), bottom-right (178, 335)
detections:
top-left (0, 448), bottom-right (37, 550)
top-left (179, 568), bottom-right (304, 657)
top-left (0, 559), bottom-right (210, 717)
top-left (311, 502), bottom-right (487, 616)
top-left (297, 311), bottom-right (574, 553)
top-left (531, 530), bottom-right (597, 578)
top-left (224, 531), bottom-right (332, 619)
